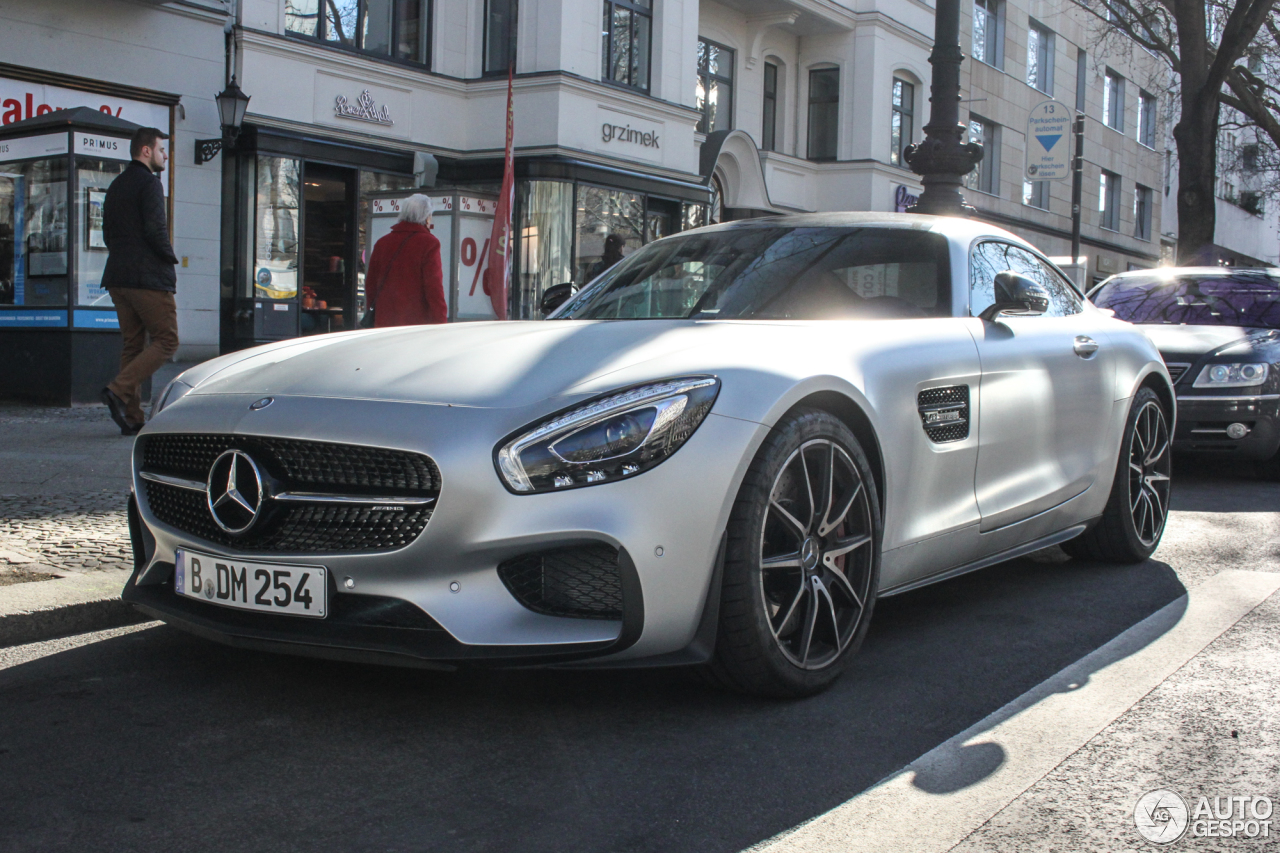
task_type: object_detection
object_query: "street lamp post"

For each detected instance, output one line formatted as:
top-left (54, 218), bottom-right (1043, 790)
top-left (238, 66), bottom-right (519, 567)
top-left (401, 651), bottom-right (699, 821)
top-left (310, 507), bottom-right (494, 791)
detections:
top-left (195, 79), bottom-right (251, 165)
top-left (903, 0), bottom-right (983, 216)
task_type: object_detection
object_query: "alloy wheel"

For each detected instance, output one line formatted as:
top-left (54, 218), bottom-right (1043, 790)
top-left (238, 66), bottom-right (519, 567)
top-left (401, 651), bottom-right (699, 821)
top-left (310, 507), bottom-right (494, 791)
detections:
top-left (1128, 400), bottom-right (1171, 547)
top-left (759, 439), bottom-right (875, 670)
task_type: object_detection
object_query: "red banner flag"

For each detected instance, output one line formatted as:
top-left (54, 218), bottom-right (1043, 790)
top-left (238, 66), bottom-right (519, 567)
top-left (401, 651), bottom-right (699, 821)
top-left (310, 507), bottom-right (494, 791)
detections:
top-left (482, 67), bottom-right (515, 320)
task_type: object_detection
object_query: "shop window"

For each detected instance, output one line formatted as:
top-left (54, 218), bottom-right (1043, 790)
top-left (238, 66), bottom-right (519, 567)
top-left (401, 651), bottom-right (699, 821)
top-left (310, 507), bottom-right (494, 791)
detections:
top-left (681, 202), bottom-right (708, 231)
top-left (516, 180), bottom-right (574, 319)
top-left (1026, 21), bottom-right (1054, 95)
top-left (807, 67), bottom-right (839, 161)
top-left (890, 78), bottom-right (914, 167)
top-left (1138, 90), bottom-right (1156, 148)
top-left (75, 156), bottom-right (131, 307)
top-left (966, 116), bottom-right (1000, 196)
top-left (1099, 169), bottom-right (1121, 231)
top-left (253, 156), bottom-right (301, 301)
top-left (1134, 184), bottom-right (1152, 240)
top-left (484, 0), bottom-right (518, 75)
top-left (973, 0), bottom-right (1003, 69)
top-left (1022, 179), bottom-right (1049, 210)
top-left (286, 0), bottom-right (432, 66)
top-left (0, 157), bottom-right (68, 308)
top-left (762, 61), bottom-right (779, 151)
top-left (1104, 70), bottom-right (1125, 131)
top-left (575, 184), bottom-right (644, 285)
top-left (602, 0), bottom-right (651, 91)
top-left (696, 39), bottom-right (734, 134)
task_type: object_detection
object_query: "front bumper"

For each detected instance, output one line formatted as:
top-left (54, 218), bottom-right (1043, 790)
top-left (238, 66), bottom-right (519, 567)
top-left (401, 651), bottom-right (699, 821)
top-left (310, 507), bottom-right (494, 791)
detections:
top-left (126, 393), bottom-right (762, 665)
top-left (1172, 393), bottom-right (1280, 461)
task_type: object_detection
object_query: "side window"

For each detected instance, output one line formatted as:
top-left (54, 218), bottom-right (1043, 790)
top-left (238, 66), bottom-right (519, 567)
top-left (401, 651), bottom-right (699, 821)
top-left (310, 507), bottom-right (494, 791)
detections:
top-left (969, 241), bottom-right (1082, 317)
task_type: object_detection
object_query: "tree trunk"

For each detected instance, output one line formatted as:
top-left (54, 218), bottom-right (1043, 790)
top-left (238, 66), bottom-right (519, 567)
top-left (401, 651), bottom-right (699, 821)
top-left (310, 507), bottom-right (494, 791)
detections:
top-left (1172, 99), bottom-right (1221, 264)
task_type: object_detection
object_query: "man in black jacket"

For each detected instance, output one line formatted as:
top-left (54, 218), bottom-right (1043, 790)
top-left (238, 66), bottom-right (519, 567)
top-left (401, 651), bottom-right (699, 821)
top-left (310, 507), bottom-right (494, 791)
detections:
top-left (100, 127), bottom-right (180, 435)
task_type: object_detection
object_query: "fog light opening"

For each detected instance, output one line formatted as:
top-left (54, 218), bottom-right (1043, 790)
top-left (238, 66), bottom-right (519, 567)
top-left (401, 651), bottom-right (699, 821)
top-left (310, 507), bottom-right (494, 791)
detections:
top-left (1226, 423), bottom-right (1250, 440)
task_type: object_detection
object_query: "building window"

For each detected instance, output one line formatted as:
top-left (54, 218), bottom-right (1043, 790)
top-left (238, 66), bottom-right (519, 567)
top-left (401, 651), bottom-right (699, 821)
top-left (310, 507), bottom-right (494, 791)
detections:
top-left (1075, 48), bottom-right (1087, 113)
top-left (1242, 143), bottom-right (1260, 172)
top-left (696, 39), bottom-right (734, 134)
top-left (966, 117), bottom-right (1000, 195)
top-left (285, 0), bottom-right (432, 64)
top-left (484, 0), bottom-right (518, 75)
top-left (1134, 184), bottom-right (1152, 240)
top-left (973, 0), bottom-right (1003, 69)
top-left (1022, 179), bottom-right (1049, 210)
top-left (601, 1), bottom-right (651, 90)
top-left (807, 68), bottom-right (840, 161)
top-left (1026, 21), bottom-right (1054, 94)
top-left (890, 78), bottom-right (914, 167)
top-left (1137, 90), bottom-right (1156, 148)
top-left (762, 62), bottom-right (779, 151)
top-left (1103, 69), bottom-right (1125, 131)
top-left (1100, 169), bottom-right (1121, 230)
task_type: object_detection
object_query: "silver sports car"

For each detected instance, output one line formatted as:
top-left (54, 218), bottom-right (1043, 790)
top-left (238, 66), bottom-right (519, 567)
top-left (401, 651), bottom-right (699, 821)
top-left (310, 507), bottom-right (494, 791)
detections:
top-left (125, 213), bottom-right (1174, 697)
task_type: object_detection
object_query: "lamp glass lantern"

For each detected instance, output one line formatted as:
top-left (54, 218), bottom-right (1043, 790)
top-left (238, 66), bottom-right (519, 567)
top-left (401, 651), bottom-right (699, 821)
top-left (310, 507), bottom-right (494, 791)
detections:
top-left (215, 81), bottom-right (250, 140)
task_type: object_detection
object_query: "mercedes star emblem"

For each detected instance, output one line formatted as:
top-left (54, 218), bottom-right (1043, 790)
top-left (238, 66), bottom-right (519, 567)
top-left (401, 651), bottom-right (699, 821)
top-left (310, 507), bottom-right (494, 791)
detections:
top-left (206, 449), bottom-right (265, 534)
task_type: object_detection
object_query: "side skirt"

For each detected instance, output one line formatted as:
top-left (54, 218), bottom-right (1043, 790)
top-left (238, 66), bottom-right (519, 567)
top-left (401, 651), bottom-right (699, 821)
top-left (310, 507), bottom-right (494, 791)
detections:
top-left (878, 522), bottom-right (1091, 598)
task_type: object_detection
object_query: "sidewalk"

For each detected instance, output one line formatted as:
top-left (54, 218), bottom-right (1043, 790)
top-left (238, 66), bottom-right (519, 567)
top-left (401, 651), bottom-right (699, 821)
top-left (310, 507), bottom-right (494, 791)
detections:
top-left (0, 362), bottom-right (190, 642)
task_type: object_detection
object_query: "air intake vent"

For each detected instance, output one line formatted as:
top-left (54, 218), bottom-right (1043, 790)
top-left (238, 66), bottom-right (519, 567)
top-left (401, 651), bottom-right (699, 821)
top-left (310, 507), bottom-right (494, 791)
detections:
top-left (918, 385), bottom-right (970, 443)
top-left (1165, 363), bottom-right (1191, 384)
top-left (497, 545), bottom-right (623, 620)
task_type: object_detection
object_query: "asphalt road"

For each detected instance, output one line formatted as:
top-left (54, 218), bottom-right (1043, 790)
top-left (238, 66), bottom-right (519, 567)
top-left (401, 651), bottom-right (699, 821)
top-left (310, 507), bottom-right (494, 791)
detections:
top-left (0, 460), bottom-right (1274, 853)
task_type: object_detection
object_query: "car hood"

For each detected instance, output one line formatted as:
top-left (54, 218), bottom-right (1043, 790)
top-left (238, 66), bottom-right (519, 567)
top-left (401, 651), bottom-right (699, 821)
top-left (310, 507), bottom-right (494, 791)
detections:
top-left (1140, 324), bottom-right (1280, 363)
top-left (186, 321), bottom-right (729, 409)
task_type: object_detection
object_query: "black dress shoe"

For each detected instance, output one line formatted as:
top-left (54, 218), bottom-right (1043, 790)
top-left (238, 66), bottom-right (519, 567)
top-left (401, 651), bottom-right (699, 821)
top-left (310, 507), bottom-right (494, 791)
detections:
top-left (101, 387), bottom-right (131, 432)
top-left (122, 422), bottom-right (144, 436)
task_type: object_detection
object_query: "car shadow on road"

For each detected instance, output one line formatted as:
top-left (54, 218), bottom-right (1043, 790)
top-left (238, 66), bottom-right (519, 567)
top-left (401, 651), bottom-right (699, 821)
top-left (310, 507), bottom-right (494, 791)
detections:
top-left (0, 555), bottom-right (1184, 853)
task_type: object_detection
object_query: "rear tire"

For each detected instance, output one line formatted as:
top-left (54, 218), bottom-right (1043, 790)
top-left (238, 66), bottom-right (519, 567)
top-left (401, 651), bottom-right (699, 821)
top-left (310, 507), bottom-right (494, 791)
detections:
top-left (703, 409), bottom-right (881, 698)
top-left (1063, 387), bottom-right (1171, 563)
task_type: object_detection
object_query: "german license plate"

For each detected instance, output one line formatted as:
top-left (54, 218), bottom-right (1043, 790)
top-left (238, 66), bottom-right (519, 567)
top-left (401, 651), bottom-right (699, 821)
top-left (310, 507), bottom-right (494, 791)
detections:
top-left (174, 549), bottom-right (327, 618)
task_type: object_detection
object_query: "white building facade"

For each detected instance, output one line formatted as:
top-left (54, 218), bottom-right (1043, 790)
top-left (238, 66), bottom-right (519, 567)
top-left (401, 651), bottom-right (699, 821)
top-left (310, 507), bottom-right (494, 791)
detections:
top-left (0, 0), bottom-right (1174, 402)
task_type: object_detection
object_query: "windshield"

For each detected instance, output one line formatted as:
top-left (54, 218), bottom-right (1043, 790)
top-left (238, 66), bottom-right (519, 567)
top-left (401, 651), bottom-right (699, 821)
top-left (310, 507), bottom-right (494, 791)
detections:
top-left (1093, 271), bottom-right (1280, 329)
top-left (554, 226), bottom-right (952, 320)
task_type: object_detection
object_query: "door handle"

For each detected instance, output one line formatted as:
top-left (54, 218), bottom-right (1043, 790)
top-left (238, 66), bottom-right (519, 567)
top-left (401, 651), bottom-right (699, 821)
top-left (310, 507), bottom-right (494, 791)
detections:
top-left (1074, 335), bottom-right (1099, 358)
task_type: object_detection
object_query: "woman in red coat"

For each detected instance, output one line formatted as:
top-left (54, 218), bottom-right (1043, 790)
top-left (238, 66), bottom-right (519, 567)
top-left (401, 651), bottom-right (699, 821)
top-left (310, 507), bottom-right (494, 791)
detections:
top-left (365, 194), bottom-right (447, 326)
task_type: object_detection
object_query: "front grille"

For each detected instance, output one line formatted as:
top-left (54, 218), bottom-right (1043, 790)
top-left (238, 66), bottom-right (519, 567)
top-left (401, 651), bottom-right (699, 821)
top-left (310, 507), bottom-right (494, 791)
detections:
top-left (1166, 363), bottom-right (1191, 384)
top-left (144, 481), bottom-right (432, 552)
top-left (140, 434), bottom-right (440, 553)
top-left (143, 434), bottom-right (440, 493)
top-left (917, 385), bottom-right (970, 443)
top-left (497, 545), bottom-right (623, 620)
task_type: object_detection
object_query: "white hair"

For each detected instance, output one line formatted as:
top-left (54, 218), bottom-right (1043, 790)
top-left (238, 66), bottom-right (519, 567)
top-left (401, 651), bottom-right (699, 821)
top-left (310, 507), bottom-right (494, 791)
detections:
top-left (398, 193), bottom-right (434, 225)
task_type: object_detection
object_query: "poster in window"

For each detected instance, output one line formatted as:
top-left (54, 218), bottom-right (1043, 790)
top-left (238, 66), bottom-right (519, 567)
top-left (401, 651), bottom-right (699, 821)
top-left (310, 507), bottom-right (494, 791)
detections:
top-left (85, 188), bottom-right (107, 250)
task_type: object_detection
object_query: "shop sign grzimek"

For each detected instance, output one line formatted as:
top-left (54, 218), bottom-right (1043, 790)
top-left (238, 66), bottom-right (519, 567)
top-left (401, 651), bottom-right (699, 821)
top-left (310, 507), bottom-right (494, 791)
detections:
top-left (596, 107), bottom-right (664, 163)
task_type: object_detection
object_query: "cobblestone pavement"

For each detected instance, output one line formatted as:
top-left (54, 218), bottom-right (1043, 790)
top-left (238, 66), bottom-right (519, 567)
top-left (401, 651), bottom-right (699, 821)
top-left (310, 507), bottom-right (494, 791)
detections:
top-left (0, 493), bottom-right (132, 573)
top-left (1, 403), bottom-right (138, 576)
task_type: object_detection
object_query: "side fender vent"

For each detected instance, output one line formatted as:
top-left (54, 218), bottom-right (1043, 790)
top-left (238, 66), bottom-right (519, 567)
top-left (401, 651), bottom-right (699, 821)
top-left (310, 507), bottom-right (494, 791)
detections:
top-left (918, 385), bottom-right (970, 443)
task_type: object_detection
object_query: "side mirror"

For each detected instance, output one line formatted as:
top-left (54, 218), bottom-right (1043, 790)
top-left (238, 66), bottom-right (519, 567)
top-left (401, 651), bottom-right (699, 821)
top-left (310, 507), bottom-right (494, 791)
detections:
top-left (540, 282), bottom-right (577, 316)
top-left (979, 271), bottom-right (1050, 321)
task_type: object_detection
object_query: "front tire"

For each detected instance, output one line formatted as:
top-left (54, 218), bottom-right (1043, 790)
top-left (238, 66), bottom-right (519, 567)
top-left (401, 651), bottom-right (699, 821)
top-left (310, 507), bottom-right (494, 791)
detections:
top-left (704, 409), bottom-right (881, 698)
top-left (1063, 387), bottom-right (1171, 563)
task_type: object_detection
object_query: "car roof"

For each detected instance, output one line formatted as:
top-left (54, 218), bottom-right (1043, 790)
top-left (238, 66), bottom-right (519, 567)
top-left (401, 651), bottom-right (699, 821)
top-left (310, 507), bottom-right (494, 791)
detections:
top-left (1103, 266), bottom-right (1280, 279)
top-left (685, 211), bottom-right (1030, 246)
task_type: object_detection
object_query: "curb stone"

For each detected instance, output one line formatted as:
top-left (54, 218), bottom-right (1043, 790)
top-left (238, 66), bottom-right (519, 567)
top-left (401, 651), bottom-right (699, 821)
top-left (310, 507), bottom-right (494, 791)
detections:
top-left (0, 569), bottom-right (149, 647)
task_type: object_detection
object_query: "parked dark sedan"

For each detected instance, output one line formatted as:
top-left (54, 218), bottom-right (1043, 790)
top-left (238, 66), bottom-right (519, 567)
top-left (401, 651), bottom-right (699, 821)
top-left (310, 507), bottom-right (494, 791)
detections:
top-left (1091, 267), bottom-right (1280, 477)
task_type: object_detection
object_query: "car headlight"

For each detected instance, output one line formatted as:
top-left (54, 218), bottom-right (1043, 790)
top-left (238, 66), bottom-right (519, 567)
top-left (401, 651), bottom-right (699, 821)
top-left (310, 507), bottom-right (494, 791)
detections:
top-left (495, 377), bottom-right (720, 493)
top-left (1192, 363), bottom-right (1270, 388)
top-left (153, 378), bottom-right (194, 414)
